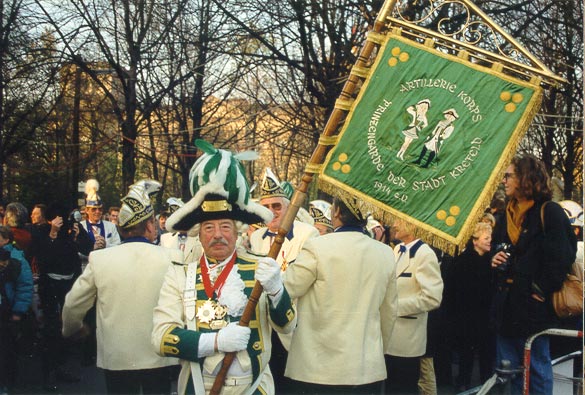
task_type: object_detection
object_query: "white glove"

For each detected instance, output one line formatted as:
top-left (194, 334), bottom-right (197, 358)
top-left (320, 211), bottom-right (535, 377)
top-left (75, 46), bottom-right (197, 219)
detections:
top-left (255, 257), bottom-right (283, 296)
top-left (216, 322), bottom-right (250, 353)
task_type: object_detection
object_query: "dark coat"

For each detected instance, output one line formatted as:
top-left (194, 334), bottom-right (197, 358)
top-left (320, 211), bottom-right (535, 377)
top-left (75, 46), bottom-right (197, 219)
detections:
top-left (36, 224), bottom-right (93, 278)
top-left (491, 200), bottom-right (577, 337)
top-left (447, 245), bottom-right (493, 339)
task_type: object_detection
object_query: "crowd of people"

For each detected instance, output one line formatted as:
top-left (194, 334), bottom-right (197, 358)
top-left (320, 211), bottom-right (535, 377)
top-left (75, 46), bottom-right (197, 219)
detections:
top-left (0, 144), bottom-right (582, 395)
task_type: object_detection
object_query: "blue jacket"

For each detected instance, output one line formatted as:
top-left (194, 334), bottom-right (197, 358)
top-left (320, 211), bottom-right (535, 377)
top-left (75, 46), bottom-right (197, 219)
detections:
top-left (2, 244), bottom-right (34, 316)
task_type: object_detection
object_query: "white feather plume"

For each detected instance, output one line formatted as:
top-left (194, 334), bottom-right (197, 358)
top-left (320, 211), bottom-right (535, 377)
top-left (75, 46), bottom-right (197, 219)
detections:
top-left (234, 150), bottom-right (259, 161)
top-left (85, 179), bottom-right (100, 195)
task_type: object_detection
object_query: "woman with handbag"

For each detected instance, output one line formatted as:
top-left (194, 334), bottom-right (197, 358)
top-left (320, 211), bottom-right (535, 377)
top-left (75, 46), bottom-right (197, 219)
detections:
top-left (491, 154), bottom-right (577, 395)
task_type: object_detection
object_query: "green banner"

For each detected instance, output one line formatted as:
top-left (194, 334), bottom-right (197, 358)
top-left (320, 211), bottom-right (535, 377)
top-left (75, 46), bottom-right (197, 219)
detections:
top-left (319, 34), bottom-right (542, 251)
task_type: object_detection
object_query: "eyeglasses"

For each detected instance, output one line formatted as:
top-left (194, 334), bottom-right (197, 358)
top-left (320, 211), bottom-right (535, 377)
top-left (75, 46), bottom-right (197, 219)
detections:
top-left (503, 172), bottom-right (516, 181)
top-left (262, 203), bottom-right (283, 210)
top-left (88, 207), bottom-right (103, 212)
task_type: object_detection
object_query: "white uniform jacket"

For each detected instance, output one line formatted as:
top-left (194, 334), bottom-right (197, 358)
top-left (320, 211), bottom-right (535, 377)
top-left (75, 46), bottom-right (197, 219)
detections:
top-left (81, 219), bottom-right (121, 248)
top-left (249, 221), bottom-right (319, 268)
top-left (160, 232), bottom-right (202, 263)
top-left (62, 241), bottom-right (181, 370)
top-left (283, 230), bottom-right (398, 385)
top-left (385, 240), bottom-right (443, 357)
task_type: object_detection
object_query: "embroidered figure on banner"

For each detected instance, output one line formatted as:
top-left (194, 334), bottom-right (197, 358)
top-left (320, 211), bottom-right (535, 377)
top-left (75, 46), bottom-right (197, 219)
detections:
top-left (396, 99), bottom-right (431, 160)
top-left (413, 108), bottom-right (459, 168)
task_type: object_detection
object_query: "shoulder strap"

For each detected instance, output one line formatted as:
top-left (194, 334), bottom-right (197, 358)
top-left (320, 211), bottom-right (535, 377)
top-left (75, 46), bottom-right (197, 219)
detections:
top-left (540, 201), bottom-right (549, 233)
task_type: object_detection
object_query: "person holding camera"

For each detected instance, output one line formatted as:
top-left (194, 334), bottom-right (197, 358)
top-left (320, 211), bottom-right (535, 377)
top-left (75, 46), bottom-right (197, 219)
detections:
top-left (35, 203), bottom-right (93, 391)
top-left (490, 154), bottom-right (576, 395)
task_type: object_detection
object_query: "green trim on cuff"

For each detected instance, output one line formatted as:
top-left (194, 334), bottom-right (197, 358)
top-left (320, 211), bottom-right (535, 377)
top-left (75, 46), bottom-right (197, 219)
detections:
top-left (162, 326), bottom-right (201, 361)
top-left (269, 288), bottom-right (295, 327)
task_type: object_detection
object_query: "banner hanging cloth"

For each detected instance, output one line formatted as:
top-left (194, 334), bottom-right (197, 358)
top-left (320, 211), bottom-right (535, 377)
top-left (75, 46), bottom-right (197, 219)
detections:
top-left (319, 33), bottom-right (542, 254)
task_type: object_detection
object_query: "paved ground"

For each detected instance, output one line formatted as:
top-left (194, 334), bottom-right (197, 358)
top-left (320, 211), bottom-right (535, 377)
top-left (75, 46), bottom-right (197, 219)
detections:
top-left (8, 330), bottom-right (581, 395)
top-left (12, 343), bottom-right (106, 395)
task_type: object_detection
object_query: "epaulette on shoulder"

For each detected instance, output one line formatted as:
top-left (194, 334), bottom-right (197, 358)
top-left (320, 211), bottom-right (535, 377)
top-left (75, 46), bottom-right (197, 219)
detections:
top-left (237, 247), bottom-right (265, 262)
top-left (239, 245), bottom-right (265, 258)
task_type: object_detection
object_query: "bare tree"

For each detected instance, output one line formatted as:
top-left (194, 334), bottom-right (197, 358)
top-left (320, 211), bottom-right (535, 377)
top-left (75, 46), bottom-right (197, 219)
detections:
top-left (493, 0), bottom-right (583, 200)
top-left (203, 0), bottom-right (380, 185)
top-left (35, 0), bottom-right (192, 192)
top-left (0, 1), bottom-right (62, 202)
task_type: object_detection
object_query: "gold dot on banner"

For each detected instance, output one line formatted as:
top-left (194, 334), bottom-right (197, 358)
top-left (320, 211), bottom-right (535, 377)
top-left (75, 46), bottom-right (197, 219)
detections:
top-left (388, 58), bottom-right (398, 67)
top-left (512, 93), bottom-right (524, 103)
top-left (449, 206), bottom-right (460, 216)
top-left (332, 162), bottom-right (341, 171)
top-left (341, 164), bottom-right (351, 174)
top-left (500, 91), bottom-right (511, 101)
top-left (391, 47), bottom-right (401, 56)
top-left (399, 52), bottom-right (410, 62)
top-left (436, 210), bottom-right (447, 220)
top-left (445, 216), bottom-right (456, 226)
top-left (505, 103), bottom-right (516, 113)
top-left (338, 153), bottom-right (348, 162)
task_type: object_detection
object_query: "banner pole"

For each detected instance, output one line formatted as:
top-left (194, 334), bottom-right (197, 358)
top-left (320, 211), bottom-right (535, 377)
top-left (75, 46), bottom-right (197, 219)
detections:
top-left (209, 1), bottom-right (398, 393)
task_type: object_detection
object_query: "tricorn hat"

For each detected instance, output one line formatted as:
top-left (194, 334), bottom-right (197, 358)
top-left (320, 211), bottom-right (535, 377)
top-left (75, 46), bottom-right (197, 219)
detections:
top-left (260, 168), bottom-right (287, 200)
top-left (85, 179), bottom-right (103, 208)
top-left (119, 179), bottom-right (162, 229)
top-left (166, 140), bottom-right (273, 232)
top-left (309, 200), bottom-right (333, 229)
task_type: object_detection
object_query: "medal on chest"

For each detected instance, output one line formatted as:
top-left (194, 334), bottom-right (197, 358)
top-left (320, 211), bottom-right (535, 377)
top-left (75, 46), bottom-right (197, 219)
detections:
top-left (195, 254), bottom-right (236, 329)
top-left (280, 250), bottom-right (288, 272)
top-left (196, 299), bottom-right (229, 329)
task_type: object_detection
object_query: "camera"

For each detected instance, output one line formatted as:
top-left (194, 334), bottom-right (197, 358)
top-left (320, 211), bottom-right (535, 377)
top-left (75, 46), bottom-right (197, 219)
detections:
top-left (68, 209), bottom-right (82, 226)
top-left (494, 243), bottom-right (513, 272)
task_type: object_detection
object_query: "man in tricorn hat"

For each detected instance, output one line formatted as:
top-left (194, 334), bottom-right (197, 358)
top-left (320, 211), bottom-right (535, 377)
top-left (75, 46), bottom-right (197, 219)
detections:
top-left (152, 140), bottom-right (296, 395)
top-left (62, 180), bottom-right (181, 394)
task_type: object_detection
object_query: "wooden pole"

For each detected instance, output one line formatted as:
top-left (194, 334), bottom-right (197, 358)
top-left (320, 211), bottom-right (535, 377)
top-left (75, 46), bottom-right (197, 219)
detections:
top-left (209, 1), bottom-right (397, 393)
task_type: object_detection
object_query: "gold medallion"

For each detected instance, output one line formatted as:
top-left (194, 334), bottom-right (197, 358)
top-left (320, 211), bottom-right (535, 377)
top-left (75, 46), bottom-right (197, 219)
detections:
top-left (215, 304), bottom-right (228, 319)
top-left (210, 319), bottom-right (228, 330)
top-left (196, 300), bottom-right (216, 324)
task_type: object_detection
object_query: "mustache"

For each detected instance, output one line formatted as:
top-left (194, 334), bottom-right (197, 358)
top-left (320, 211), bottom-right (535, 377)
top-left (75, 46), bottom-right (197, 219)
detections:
top-left (209, 239), bottom-right (229, 247)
